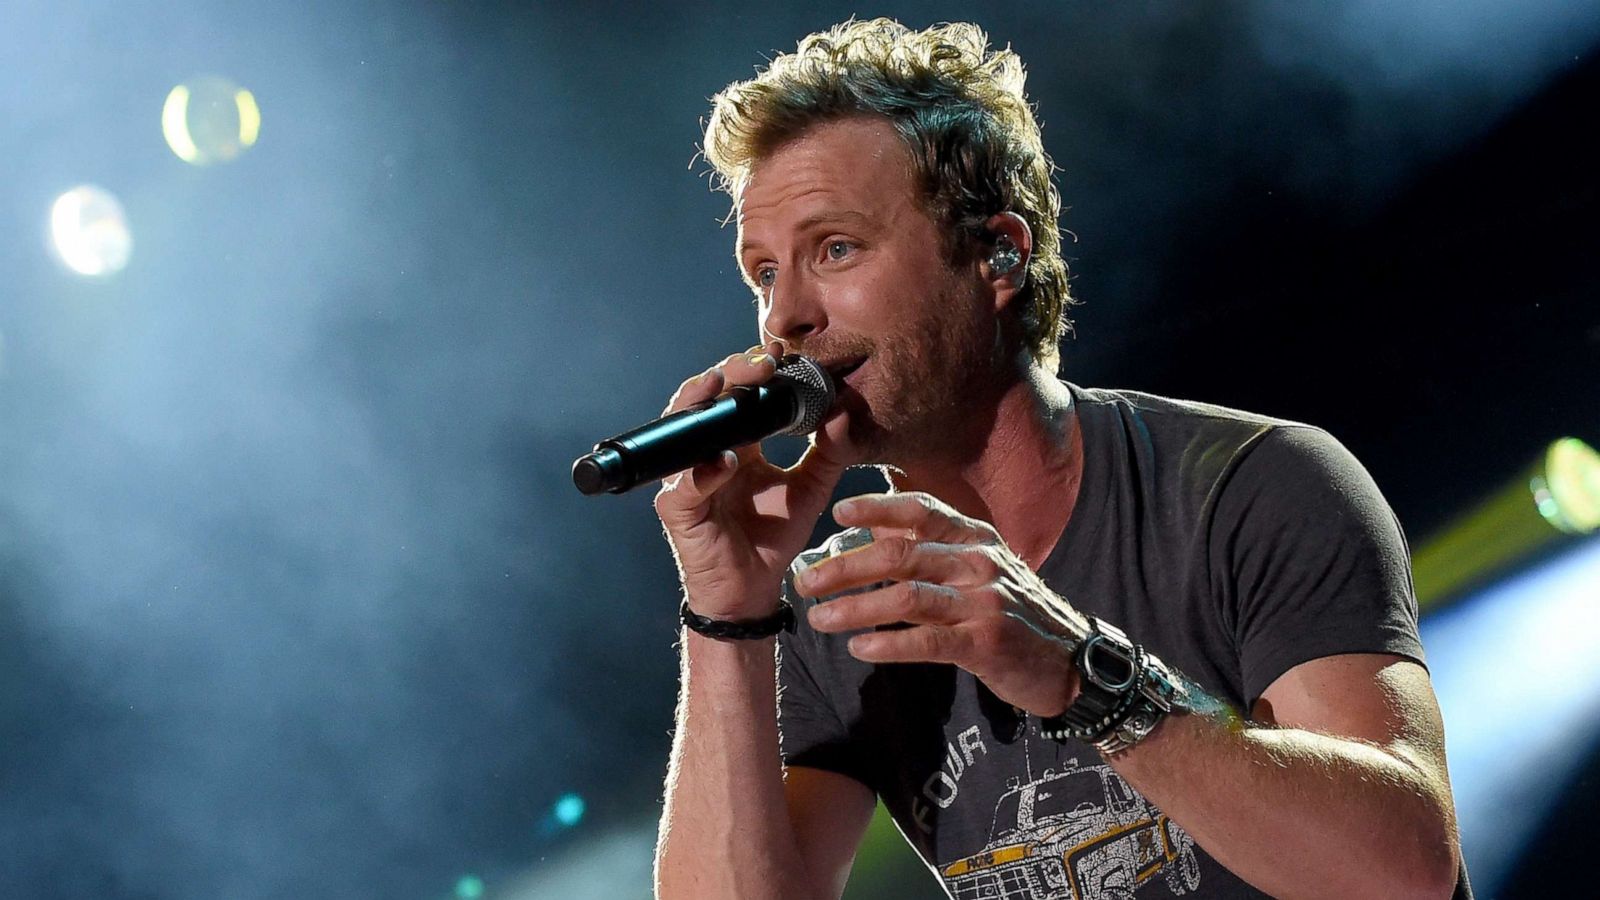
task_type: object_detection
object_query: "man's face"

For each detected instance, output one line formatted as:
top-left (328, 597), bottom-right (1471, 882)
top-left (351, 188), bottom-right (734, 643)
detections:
top-left (735, 116), bottom-right (1002, 464)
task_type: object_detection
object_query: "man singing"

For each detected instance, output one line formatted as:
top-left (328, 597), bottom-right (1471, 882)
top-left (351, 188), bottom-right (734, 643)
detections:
top-left (651, 18), bottom-right (1469, 899)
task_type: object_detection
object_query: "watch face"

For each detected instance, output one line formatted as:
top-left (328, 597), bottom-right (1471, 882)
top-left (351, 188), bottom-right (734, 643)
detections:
top-left (1082, 636), bottom-right (1138, 691)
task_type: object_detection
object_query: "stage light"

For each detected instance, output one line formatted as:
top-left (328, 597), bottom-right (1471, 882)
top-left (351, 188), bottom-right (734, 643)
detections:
top-left (532, 791), bottom-right (588, 839)
top-left (1411, 437), bottom-right (1600, 607)
top-left (453, 875), bottom-right (485, 899)
top-left (162, 76), bottom-right (260, 165)
top-left (554, 792), bottom-right (585, 827)
top-left (1421, 534), bottom-right (1600, 893)
top-left (49, 185), bottom-right (132, 278)
top-left (1536, 438), bottom-right (1600, 534)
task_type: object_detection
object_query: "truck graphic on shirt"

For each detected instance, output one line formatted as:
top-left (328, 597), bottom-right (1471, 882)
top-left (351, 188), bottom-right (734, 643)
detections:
top-left (940, 762), bottom-right (1201, 900)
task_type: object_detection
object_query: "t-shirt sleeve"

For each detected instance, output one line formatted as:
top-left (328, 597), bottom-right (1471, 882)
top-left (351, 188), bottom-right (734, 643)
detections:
top-left (1212, 425), bottom-right (1425, 706)
top-left (774, 560), bottom-right (876, 790)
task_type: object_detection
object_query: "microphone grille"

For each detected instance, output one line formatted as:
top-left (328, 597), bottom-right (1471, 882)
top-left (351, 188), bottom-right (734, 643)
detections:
top-left (775, 355), bottom-right (837, 436)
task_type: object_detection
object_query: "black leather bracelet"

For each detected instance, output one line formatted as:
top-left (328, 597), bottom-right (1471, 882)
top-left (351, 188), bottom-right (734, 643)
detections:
top-left (679, 600), bottom-right (795, 641)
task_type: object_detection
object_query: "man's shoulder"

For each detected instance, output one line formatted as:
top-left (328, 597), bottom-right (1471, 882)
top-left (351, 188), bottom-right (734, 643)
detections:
top-left (1070, 382), bottom-right (1311, 433)
top-left (1067, 382), bottom-right (1350, 507)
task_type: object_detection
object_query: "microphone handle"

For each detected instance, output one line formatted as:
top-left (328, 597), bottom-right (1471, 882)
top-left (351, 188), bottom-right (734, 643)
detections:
top-left (572, 382), bottom-right (798, 495)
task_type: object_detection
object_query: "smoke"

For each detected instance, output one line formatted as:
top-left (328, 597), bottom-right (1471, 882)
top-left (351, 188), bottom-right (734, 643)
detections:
top-left (1, 2), bottom-right (694, 896)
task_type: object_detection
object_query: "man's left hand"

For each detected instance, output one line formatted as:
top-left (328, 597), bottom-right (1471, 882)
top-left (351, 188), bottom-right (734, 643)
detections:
top-left (795, 491), bottom-right (1085, 717)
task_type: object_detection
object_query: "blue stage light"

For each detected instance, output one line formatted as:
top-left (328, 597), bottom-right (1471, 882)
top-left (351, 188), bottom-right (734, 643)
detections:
top-left (554, 792), bottom-right (586, 828)
top-left (1421, 535), bottom-right (1600, 893)
top-left (453, 874), bottom-right (485, 899)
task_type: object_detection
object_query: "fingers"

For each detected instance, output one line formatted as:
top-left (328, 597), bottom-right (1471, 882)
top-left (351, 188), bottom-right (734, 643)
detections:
top-left (654, 346), bottom-right (779, 518)
top-left (832, 492), bottom-right (1001, 544)
top-left (845, 624), bottom-right (973, 666)
top-left (723, 343), bottom-right (779, 388)
top-left (795, 534), bottom-right (1000, 599)
top-left (661, 346), bottom-right (779, 417)
top-left (784, 431), bottom-right (850, 504)
top-left (659, 450), bottom-right (740, 509)
top-left (839, 608), bottom-right (1082, 716)
top-left (807, 580), bottom-right (967, 632)
top-left (661, 367), bottom-right (724, 417)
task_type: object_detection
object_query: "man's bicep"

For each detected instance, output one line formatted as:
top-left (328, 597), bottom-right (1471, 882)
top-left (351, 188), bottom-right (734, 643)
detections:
top-left (1256, 653), bottom-right (1450, 782)
top-left (783, 765), bottom-right (877, 900)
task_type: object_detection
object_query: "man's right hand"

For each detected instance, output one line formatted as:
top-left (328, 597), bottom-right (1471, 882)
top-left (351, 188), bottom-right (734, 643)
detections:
top-left (654, 342), bottom-right (856, 621)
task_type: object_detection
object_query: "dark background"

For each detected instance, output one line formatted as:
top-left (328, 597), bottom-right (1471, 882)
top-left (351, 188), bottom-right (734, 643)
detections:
top-left (1, 1), bottom-right (1596, 897)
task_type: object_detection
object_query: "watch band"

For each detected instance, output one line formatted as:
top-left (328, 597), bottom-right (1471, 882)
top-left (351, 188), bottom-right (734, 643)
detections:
top-left (1091, 654), bottom-right (1187, 754)
top-left (679, 599), bottom-right (795, 640)
top-left (1038, 619), bottom-right (1147, 742)
top-left (1040, 616), bottom-right (1188, 754)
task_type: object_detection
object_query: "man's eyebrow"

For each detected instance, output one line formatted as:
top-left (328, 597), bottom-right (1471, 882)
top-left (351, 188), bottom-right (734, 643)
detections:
top-left (793, 209), bottom-right (872, 232)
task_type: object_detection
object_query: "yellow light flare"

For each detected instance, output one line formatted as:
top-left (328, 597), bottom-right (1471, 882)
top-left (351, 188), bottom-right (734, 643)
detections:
top-left (161, 85), bottom-right (200, 163)
top-left (1412, 437), bottom-right (1600, 606)
top-left (235, 88), bottom-right (261, 147)
top-left (161, 76), bottom-right (260, 165)
top-left (1542, 438), bottom-right (1600, 534)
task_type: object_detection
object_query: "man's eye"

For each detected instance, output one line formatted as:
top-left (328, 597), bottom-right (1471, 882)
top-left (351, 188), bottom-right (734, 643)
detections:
top-left (757, 267), bottom-right (777, 288)
top-left (826, 241), bottom-right (852, 261)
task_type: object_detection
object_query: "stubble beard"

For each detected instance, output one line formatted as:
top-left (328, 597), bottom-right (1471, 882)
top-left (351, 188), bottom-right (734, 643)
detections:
top-left (845, 286), bottom-right (1011, 469)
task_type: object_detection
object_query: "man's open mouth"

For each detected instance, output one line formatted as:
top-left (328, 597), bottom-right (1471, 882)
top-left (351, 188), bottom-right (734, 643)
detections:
top-left (827, 358), bottom-right (867, 386)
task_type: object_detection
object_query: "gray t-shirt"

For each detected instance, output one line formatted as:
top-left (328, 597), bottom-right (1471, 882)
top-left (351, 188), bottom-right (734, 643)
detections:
top-left (777, 383), bottom-right (1470, 898)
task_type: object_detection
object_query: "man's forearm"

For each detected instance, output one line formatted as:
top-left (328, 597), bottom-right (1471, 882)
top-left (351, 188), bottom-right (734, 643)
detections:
top-left (1110, 699), bottom-right (1459, 900)
top-left (655, 630), bottom-right (815, 900)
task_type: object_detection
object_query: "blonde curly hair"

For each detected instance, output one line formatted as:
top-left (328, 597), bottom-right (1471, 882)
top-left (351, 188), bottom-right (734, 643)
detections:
top-left (704, 18), bottom-right (1074, 368)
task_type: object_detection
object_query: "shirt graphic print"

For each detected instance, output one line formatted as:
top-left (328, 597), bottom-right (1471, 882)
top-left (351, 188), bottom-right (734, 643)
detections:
top-left (937, 752), bottom-right (1200, 899)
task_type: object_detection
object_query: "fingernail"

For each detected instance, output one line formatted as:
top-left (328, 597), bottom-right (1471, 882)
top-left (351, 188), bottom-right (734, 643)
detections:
top-left (796, 565), bottom-right (819, 590)
top-left (808, 605), bottom-right (834, 628)
top-left (834, 498), bottom-right (856, 517)
top-left (746, 352), bottom-right (771, 366)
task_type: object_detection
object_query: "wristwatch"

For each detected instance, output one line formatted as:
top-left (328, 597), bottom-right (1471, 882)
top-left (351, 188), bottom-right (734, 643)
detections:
top-left (1040, 617), bottom-right (1190, 755)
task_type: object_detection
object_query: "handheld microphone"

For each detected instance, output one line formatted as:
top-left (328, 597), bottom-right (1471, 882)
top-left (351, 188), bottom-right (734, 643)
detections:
top-left (571, 355), bottom-right (836, 495)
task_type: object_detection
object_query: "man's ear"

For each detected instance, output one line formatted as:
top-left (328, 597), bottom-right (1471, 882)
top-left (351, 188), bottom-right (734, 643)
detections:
top-left (981, 211), bottom-right (1032, 311)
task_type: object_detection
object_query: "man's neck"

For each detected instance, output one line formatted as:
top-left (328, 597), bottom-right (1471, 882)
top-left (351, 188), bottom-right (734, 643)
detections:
top-left (885, 365), bottom-right (1084, 570)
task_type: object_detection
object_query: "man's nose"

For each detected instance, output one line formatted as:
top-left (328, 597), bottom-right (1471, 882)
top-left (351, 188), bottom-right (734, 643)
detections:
top-left (759, 272), bottom-right (827, 347)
